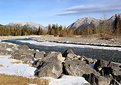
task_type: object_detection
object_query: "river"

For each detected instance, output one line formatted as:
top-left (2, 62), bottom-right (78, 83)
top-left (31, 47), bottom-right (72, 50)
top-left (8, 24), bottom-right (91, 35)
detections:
top-left (2, 38), bottom-right (121, 63)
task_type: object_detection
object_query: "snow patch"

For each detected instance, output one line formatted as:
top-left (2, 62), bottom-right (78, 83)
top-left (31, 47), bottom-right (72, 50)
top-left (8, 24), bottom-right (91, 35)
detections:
top-left (49, 75), bottom-right (89, 85)
top-left (0, 55), bottom-right (89, 85)
top-left (28, 84), bottom-right (37, 85)
top-left (6, 48), bottom-right (13, 51)
top-left (0, 55), bottom-right (36, 78)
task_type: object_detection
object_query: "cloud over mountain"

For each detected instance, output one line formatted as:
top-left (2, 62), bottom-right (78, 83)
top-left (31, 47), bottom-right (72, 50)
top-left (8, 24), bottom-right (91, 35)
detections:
top-left (57, 4), bottom-right (121, 16)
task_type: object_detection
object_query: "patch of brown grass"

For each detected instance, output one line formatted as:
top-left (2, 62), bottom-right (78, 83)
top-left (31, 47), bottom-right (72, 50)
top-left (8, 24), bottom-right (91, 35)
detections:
top-left (0, 64), bottom-right (4, 67)
top-left (11, 61), bottom-right (23, 64)
top-left (0, 74), bottom-right (49, 85)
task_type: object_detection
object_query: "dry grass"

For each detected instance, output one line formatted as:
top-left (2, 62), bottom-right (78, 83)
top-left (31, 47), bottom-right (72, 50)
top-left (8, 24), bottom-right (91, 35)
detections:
top-left (0, 64), bottom-right (4, 67)
top-left (11, 61), bottom-right (23, 64)
top-left (0, 74), bottom-right (49, 85)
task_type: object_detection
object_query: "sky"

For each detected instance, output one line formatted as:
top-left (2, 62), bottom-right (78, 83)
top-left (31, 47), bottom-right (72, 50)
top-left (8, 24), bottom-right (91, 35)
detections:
top-left (0, 0), bottom-right (121, 26)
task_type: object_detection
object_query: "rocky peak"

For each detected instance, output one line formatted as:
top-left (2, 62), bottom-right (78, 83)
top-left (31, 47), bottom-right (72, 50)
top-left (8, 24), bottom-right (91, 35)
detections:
top-left (68, 17), bottom-right (100, 29)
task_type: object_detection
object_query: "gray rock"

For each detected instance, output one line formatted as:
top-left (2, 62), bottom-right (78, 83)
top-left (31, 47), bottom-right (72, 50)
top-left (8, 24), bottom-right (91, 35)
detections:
top-left (34, 57), bottom-right (63, 78)
top-left (17, 44), bottom-right (30, 50)
top-left (63, 59), bottom-right (99, 76)
top-left (44, 52), bottom-right (65, 62)
top-left (66, 53), bottom-right (81, 60)
top-left (62, 49), bottom-right (75, 57)
top-left (83, 73), bottom-right (111, 85)
top-left (11, 49), bottom-right (34, 63)
top-left (34, 51), bottom-right (45, 59)
top-left (110, 75), bottom-right (121, 84)
top-left (94, 59), bottom-right (110, 71)
top-left (108, 62), bottom-right (121, 76)
top-left (0, 43), bottom-right (17, 55)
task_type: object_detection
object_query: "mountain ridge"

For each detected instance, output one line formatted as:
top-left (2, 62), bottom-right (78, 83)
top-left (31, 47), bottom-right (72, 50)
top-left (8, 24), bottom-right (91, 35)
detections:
top-left (68, 13), bottom-right (121, 30)
top-left (7, 22), bottom-right (45, 29)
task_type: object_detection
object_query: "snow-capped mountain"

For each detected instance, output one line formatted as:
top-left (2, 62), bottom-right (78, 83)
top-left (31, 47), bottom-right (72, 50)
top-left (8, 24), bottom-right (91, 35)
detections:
top-left (7, 22), bottom-right (45, 29)
top-left (68, 13), bottom-right (121, 30)
top-left (68, 17), bottom-right (100, 29)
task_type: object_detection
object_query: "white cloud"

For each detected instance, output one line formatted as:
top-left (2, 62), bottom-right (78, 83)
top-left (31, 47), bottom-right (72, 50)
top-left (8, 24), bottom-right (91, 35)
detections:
top-left (57, 4), bottom-right (121, 16)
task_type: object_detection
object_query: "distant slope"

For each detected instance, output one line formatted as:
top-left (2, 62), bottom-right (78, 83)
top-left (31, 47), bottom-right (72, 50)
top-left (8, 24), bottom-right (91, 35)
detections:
top-left (68, 13), bottom-right (121, 30)
top-left (7, 22), bottom-right (45, 30)
top-left (68, 17), bottom-right (100, 29)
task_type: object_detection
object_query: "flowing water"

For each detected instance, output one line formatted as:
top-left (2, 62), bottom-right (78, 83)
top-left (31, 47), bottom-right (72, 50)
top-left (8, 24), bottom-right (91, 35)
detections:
top-left (2, 38), bottom-right (121, 63)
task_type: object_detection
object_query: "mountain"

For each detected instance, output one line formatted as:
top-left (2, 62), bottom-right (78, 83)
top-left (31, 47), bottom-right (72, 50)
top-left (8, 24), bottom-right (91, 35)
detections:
top-left (7, 22), bottom-right (45, 29)
top-left (68, 13), bottom-right (121, 30)
top-left (68, 17), bottom-right (100, 29)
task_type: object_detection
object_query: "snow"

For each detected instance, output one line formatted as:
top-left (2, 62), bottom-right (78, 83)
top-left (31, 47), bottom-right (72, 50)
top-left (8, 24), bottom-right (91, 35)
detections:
top-left (49, 75), bottom-right (89, 85)
top-left (0, 55), bottom-right (89, 85)
top-left (28, 84), bottom-right (37, 85)
top-left (18, 40), bottom-right (121, 51)
top-left (0, 55), bottom-right (36, 78)
top-left (6, 48), bottom-right (13, 51)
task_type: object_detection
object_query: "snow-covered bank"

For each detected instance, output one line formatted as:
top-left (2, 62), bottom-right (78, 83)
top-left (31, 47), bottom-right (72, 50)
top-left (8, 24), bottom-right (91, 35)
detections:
top-left (0, 55), bottom-right (36, 78)
top-left (18, 40), bottom-right (121, 51)
top-left (0, 55), bottom-right (89, 85)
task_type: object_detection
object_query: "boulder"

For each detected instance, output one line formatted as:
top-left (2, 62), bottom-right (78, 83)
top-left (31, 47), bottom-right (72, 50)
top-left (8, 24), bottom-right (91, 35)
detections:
top-left (66, 53), bottom-right (81, 60)
top-left (94, 59), bottom-right (110, 71)
top-left (0, 43), bottom-right (17, 55)
top-left (110, 75), bottom-right (121, 85)
top-left (84, 57), bottom-right (97, 64)
top-left (82, 73), bottom-right (111, 85)
top-left (34, 51), bottom-right (45, 59)
top-left (63, 59), bottom-right (99, 76)
top-left (44, 52), bottom-right (65, 62)
top-left (108, 62), bottom-right (121, 76)
top-left (17, 44), bottom-right (30, 50)
top-left (11, 50), bottom-right (34, 63)
top-left (34, 57), bottom-right (63, 78)
top-left (99, 67), bottom-right (114, 77)
top-left (62, 48), bottom-right (75, 57)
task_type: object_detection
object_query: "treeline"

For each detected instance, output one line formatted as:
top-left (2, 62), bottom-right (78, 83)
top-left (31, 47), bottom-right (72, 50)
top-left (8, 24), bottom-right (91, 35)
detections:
top-left (0, 24), bottom-right (74, 37)
top-left (0, 26), bottom-right (45, 36)
top-left (0, 14), bottom-right (121, 37)
top-left (47, 14), bottom-right (121, 36)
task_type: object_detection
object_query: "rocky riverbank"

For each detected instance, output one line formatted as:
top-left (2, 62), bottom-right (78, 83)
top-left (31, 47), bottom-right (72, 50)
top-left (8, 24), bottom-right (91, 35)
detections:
top-left (0, 42), bottom-right (121, 85)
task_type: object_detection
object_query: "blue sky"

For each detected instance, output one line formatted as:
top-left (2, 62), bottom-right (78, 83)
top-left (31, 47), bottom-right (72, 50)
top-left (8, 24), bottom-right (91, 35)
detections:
top-left (0, 0), bottom-right (121, 26)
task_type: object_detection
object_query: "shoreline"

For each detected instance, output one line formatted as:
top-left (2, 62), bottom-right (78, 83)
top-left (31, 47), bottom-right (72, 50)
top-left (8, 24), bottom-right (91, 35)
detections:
top-left (1, 35), bottom-right (121, 48)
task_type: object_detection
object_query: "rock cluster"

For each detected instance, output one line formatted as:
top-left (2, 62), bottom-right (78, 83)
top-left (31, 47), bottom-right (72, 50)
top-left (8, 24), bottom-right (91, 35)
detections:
top-left (2, 43), bottom-right (120, 85)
